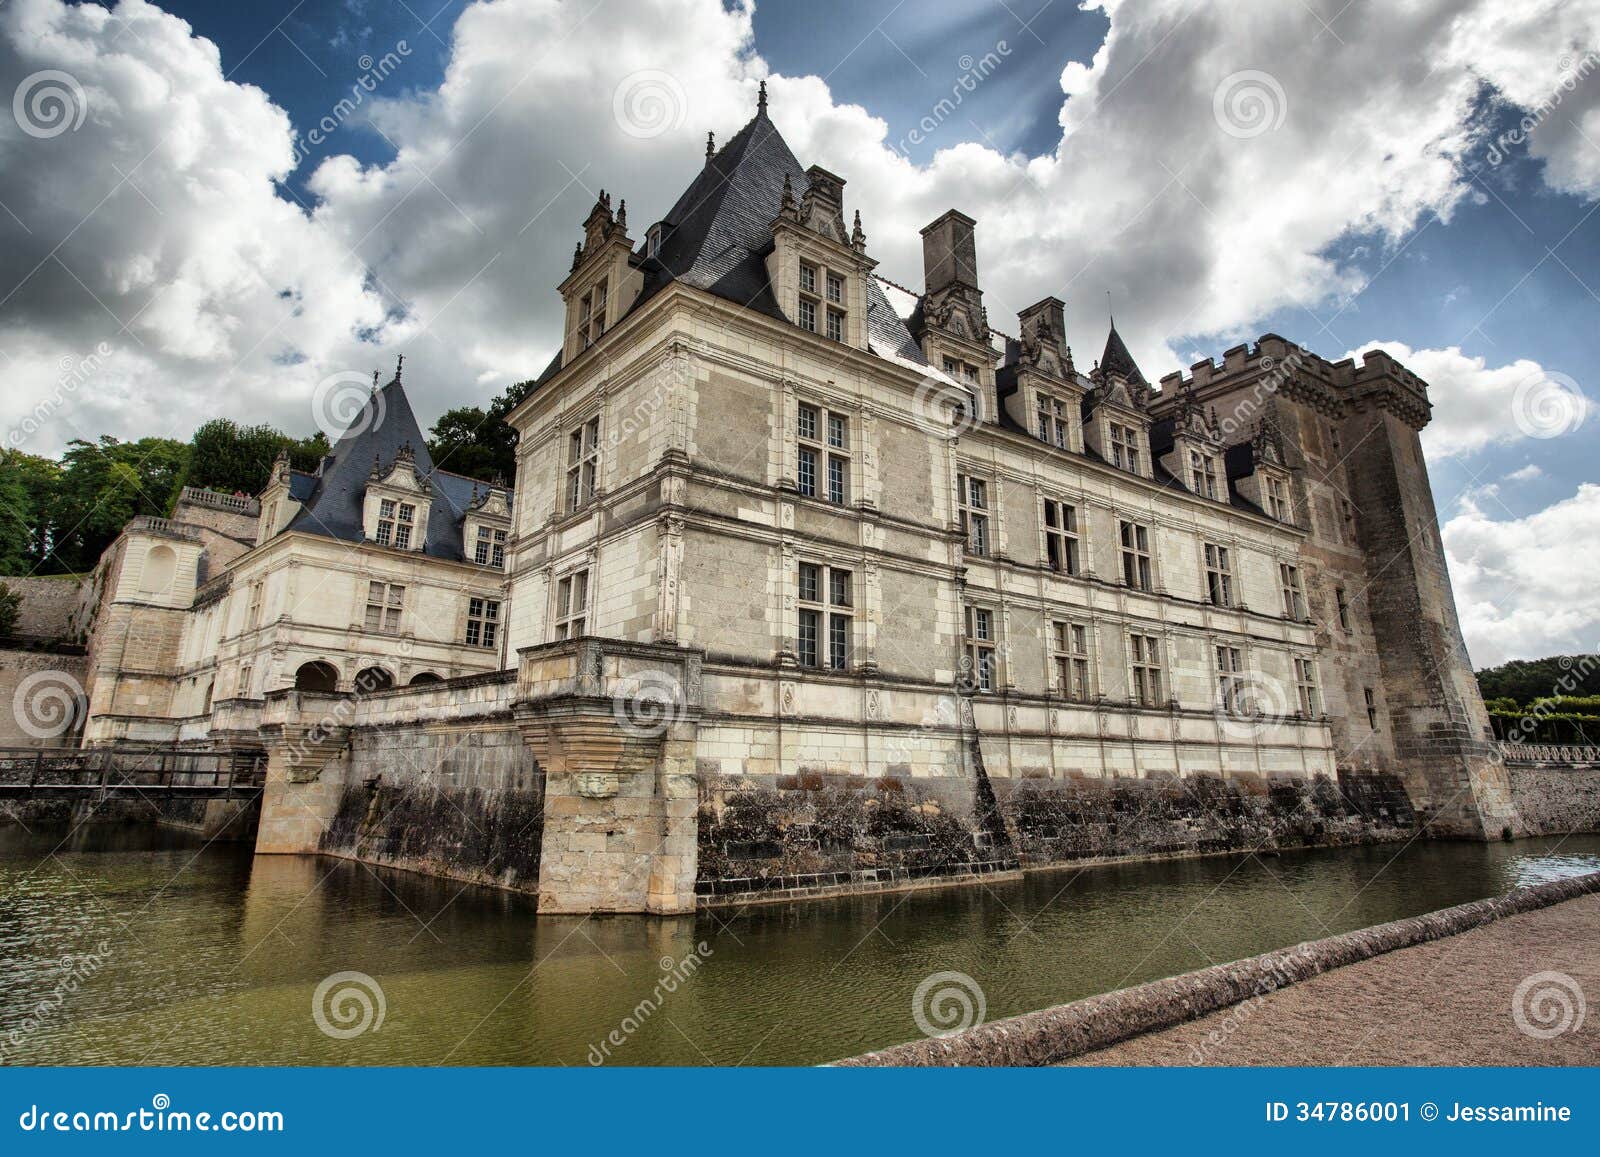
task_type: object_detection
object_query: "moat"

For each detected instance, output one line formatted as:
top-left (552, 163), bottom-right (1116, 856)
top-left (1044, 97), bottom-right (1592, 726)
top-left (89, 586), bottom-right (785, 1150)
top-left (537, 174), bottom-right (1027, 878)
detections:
top-left (3, 827), bottom-right (1598, 1066)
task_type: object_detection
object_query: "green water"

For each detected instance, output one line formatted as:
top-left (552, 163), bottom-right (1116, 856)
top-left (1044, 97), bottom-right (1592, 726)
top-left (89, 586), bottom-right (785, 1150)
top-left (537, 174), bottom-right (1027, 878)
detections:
top-left (2, 825), bottom-right (1597, 1065)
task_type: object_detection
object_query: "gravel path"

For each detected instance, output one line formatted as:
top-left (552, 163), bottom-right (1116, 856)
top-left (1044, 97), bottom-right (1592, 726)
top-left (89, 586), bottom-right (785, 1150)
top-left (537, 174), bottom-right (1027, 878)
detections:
top-left (1069, 894), bottom-right (1600, 1066)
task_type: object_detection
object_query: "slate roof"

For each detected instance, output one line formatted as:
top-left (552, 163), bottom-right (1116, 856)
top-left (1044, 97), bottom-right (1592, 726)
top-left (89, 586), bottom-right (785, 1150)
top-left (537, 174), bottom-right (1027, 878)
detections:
top-left (535, 105), bottom-right (926, 388)
top-left (1098, 322), bottom-right (1146, 385)
top-left (282, 376), bottom-right (511, 563)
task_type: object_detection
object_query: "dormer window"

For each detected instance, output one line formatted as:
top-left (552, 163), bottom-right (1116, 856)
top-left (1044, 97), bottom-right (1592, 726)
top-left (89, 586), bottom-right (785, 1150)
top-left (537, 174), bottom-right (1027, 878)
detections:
top-left (1265, 475), bottom-right (1291, 522)
top-left (376, 499), bottom-right (416, 548)
top-left (943, 357), bottom-right (978, 383)
top-left (796, 261), bottom-right (845, 341)
top-left (1190, 450), bottom-right (1219, 499)
top-left (1037, 394), bottom-right (1070, 449)
top-left (646, 223), bottom-right (663, 258)
top-left (1109, 422), bottom-right (1141, 474)
top-left (474, 526), bottom-right (507, 568)
top-left (578, 279), bottom-right (608, 348)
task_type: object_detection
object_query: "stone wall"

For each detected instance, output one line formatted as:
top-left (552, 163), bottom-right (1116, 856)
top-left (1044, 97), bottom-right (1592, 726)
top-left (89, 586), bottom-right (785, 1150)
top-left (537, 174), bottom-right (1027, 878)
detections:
top-left (3, 576), bottom-right (85, 643)
top-left (694, 763), bottom-right (1415, 905)
top-left (0, 645), bottom-right (89, 748)
top-left (1508, 763), bottom-right (1600, 835)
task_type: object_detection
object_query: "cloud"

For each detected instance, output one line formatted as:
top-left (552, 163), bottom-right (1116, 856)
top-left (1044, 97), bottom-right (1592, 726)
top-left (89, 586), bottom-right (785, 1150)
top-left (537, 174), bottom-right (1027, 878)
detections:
top-left (1503, 463), bottom-right (1543, 482)
top-left (4, 0), bottom-right (1600, 459)
top-left (1443, 484), bottom-right (1600, 666)
top-left (1341, 341), bottom-right (1588, 459)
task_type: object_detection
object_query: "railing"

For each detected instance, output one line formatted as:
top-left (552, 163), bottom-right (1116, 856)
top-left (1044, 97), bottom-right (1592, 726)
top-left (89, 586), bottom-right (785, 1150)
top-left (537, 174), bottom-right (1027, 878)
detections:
top-left (0, 747), bottom-right (266, 797)
top-left (126, 516), bottom-right (202, 541)
top-left (179, 487), bottom-right (260, 515)
top-left (1500, 741), bottom-right (1600, 765)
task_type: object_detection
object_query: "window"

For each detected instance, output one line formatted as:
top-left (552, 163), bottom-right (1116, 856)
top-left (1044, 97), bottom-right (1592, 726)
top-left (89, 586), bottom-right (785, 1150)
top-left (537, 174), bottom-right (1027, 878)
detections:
top-left (375, 499), bottom-right (416, 548)
top-left (247, 581), bottom-right (263, 627)
top-left (957, 474), bottom-right (990, 556)
top-left (797, 562), bottom-right (852, 671)
top-left (826, 308), bottom-right (844, 342)
top-left (1215, 645), bottom-right (1244, 714)
top-left (1335, 586), bottom-right (1350, 630)
top-left (555, 570), bottom-right (589, 640)
top-left (1129, 633), bottom-right (1164, 706)
top-left (1109, 422), bottom-right (1141, 474)
top-left (797, 297), bottom-right (817, 333)
top-left (963, 606), bottom-right (997, 692)
top-left (1042, 498), bottom-right (1079, 575)
top-left (1190, 451), bottom-right (1218, 499)
top-left (1364, 687), bottom-right (1378, 729)
top-left (943, 357), bottom-right (978, 383)
top-left (1265, 475), bottom-right (1291, 522)
top-left (1341, 499), bottom-right (1356, 539)
top-left (1036, 394), bottom-right (1070, 449)
top-left (475, 526), bottom-right (507, 568)
top-left (566, 416), bottom-right (600, 512)
top-left (237, 664), bottom-right (252, 698)
top-left (1295, 657), bottom-right (1320, 716)
top-left (578, 278), bottom-right (608, 348)
top-left (826, 272), bottom-right (843, 304)
top-left (1203, 543), bottom-right (1233, 607)
top-left (364, 581), bottom-right (404, 634)
top-left (800, 262), bottom-right (817, 294)
top-left (1279, 562), bottom-right (1306, 620)
top-left (465, 597), bottom-right (501, 649)
top-left (1120, 520), bottom-right (1152, 591)
top-left (1052, 621), bottom-right (1091, 701)
top-left (796, 403), bottom-right (849, 504)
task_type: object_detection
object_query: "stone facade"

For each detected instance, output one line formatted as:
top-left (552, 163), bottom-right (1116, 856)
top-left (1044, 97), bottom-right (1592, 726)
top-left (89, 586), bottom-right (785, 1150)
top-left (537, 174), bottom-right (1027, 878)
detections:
top-left (23, 91), bottom-right (1576, 914)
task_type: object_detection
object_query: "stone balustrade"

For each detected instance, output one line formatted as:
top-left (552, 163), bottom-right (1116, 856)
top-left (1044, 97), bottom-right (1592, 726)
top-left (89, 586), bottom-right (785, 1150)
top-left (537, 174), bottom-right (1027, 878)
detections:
top-left (1500, 741), bottom-right (1600, 765)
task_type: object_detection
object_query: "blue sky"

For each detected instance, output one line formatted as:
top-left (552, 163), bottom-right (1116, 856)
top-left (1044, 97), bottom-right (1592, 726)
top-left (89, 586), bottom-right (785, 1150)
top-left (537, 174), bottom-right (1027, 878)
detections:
top-left (4, 0), bottom-right (1599, 663)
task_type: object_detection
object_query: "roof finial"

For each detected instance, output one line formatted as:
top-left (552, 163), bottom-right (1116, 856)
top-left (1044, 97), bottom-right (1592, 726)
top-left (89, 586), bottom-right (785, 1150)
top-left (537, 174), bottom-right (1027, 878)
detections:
top-left (395, 353), bottom-right (403, 384)
top-left (371, 369), bottom-right (380, 393)
top-left (706, 131), bottom-right (715, 161)
top-left (757, 79), bottom-right (767, 114)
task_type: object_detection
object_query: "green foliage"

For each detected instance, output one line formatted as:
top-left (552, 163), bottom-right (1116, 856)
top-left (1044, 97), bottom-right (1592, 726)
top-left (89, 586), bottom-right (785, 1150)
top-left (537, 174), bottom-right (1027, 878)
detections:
top-left (0, 451), bottom-right (62, 576)
top-left (184, 419), bottom-right (327, 496)
top-left (427, 379), bottom-right (534, 483)
top-left (48, 436), bottom-right (190, 574)
top-left (1476, 655), bottom-right (1600, 703)
top-left (0, 581), bottom-right (19, 636)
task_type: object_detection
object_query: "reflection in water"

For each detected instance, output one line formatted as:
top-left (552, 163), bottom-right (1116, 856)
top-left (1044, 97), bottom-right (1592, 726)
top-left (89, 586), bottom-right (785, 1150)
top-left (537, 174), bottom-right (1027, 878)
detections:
top-left (2, 826), bottom-right (1597, 1065)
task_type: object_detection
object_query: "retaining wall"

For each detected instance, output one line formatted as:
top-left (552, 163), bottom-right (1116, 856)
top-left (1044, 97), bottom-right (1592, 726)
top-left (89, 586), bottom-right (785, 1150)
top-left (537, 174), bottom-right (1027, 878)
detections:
top-left (1508, 763), bottom-right (1600, 835)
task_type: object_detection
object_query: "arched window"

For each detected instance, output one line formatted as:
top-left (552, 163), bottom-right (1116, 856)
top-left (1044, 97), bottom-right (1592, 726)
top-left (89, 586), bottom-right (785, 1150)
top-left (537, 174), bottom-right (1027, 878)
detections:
top-left (354, 666), bottom-right (394, 694)
top-left (139, 545), bottom-right (177, 594)
top-left (293, 661), bottom-right (339, 693)
top-left (408, 672), bottom-right (443, 686)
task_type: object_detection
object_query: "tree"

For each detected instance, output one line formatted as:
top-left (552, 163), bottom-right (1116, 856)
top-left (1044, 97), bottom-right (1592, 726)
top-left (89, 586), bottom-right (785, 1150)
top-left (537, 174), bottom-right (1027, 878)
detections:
top-left (1477, 656), bottom-right (1600, 704)
top-left (0, 582), bottom-right (18, 637)
top-left (184, 419), bottom-right (327, 496)
top-left (0, 450), bottom-right (61, 575)
top-left (50, 436), bottom-right (190, 572)
top-left (427, 379), bottom-right (534, 484)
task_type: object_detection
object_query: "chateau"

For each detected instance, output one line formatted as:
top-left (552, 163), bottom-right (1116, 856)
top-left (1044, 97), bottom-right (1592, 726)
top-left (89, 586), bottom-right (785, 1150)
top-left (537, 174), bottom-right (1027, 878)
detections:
top-left (8, 87), bottom-right (1563, 914)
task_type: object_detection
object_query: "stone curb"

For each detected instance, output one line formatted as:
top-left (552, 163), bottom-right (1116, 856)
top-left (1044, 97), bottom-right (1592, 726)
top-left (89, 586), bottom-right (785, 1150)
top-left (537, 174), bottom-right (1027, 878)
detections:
top-left (835, 870), bottom-right (1600, 1067)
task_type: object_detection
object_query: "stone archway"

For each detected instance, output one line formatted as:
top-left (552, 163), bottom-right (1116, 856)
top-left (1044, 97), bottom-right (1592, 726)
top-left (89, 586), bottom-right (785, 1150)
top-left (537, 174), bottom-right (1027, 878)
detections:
top-left (293, 660), bottom-right (339, 693)
top-left (354, 666), bottom-right (395, 694)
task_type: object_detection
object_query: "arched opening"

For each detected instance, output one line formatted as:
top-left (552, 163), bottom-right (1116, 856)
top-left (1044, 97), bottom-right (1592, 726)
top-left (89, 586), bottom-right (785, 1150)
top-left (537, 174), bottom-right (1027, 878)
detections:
top-left (408, 672), bottom-right (443, 686)
top-left (139, 545), bottom-right (177, 594)
top-left (293, 661), bottom-right (339, 693)
top-left (354, 666), bottom-right (394, 694)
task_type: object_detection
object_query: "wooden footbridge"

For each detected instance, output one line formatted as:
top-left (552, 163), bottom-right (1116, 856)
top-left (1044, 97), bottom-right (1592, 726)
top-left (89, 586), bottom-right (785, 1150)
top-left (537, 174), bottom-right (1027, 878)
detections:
top-left (0, 747), bottom-right (266, 801)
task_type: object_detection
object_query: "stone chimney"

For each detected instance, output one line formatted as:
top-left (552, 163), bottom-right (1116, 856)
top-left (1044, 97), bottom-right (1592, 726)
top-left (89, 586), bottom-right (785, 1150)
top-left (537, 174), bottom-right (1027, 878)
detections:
top-left (921, 209), bottom-right (979, 295)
